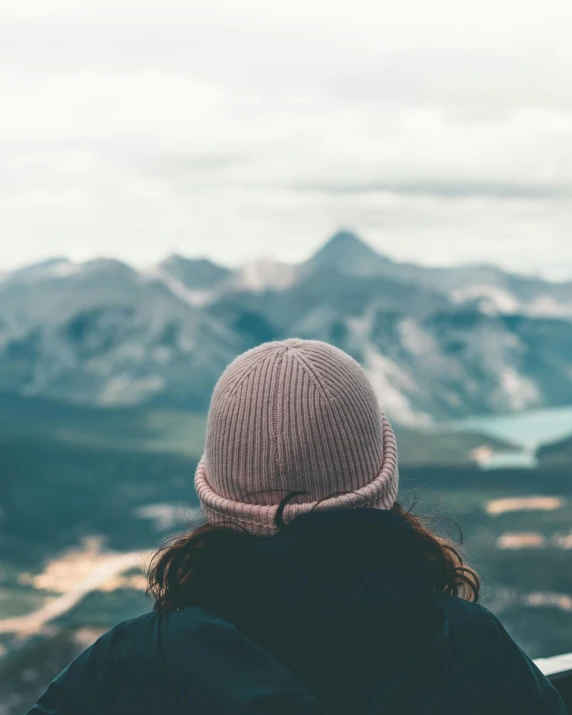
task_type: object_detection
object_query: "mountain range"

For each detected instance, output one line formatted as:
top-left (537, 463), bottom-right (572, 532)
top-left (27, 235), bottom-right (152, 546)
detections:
top-left (2, 231), bottom-right (572, 425)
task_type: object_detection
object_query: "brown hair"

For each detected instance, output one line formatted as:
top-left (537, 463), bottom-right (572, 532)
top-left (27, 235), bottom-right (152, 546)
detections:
top-left (148, 500), bottom-right (480, 617)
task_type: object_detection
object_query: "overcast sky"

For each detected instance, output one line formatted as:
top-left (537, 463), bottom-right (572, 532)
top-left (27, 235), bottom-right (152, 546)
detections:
top-left (2, 0), bottom-right (572, 276)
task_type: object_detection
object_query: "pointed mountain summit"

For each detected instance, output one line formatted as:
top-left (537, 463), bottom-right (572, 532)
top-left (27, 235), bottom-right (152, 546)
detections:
top-left (308, 230), bottom-right (393, 276)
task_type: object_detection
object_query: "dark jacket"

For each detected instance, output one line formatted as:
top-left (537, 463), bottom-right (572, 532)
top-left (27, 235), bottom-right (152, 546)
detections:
top-left (28, 510), bottom-right (567, 715)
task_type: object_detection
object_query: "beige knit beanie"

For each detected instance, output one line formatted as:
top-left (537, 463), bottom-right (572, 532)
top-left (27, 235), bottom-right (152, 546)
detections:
top-left (194, 338), bottom-right (399, 535)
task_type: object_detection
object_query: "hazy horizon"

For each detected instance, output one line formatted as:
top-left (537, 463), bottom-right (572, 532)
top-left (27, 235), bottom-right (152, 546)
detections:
top-left (4, 228), bottom-right (572, 282)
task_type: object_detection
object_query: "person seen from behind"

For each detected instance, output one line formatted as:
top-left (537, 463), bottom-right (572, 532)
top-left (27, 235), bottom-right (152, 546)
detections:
top-left (28, 339), bottom-right (567, 714)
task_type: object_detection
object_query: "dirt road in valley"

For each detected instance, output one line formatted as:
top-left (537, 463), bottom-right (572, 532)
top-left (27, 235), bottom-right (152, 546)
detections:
top-left (0, 551), bottom-right (149, 636)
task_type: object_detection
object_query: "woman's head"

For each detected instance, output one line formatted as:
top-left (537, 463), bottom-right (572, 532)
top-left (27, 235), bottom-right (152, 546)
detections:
top-left (195, 338), bottom-right (399, 534)
top-left (150, 338), bottom-right (479, 623)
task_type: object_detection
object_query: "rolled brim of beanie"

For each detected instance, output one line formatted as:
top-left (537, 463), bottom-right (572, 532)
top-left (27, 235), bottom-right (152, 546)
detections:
top-left (194, 411), bottom-right (399, 536)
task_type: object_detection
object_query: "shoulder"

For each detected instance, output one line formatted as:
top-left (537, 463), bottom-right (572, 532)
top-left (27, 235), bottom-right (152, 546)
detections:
top-left (90, 611), bottom-right (159, 660)
top-left (111, 606), bottom-right (232, 641)
top-left (441, 594), bottom-right (501, 624)
top-left (102, 606), bottom-right (271, 674)
top-left (51, 608), bottom-right (220, 682)
top-left (57, 609), bottom-right (223, 709)
top-left (100, 607), bottom-right (221, 661)
top-left (441, 595), bottom-right (531, 663)
top-left (438, 594), bottom-right (501, 651)
top-left (103, 608), bottom-right (316, 709)
top-left (105, 606), bottom-right (220, 637)
top-left (440, 597), bottom-right (566, 713)
top-left (441, 594), bottom-right (530, 647)
top-left (27, 612), bottom-right (167, 714)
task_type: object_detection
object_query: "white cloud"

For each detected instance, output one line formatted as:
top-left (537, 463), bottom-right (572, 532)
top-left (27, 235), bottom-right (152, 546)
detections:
top-left (0, 74), bottom-right (221, 141)
top-left (0, 0), bottom-right (571, 273)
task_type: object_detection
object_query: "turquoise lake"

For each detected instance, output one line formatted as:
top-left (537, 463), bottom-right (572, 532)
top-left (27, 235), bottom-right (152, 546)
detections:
top-left (454, 405), bottom-right (572, 450)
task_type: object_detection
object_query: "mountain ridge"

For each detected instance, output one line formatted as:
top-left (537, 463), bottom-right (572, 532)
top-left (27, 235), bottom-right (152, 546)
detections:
top-left (7, 229), bottom-right (572, 288)
top-left (2, 230), bottom-right (572, 424)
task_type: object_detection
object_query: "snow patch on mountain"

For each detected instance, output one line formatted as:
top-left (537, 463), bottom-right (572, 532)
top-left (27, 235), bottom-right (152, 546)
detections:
top-left (6, 258), bottom-right (81, 285)
top-left (292, 305), bottom-right (345, 335)
top-left (361, 344), bottom-right (433, 426)
top-left (525, 296), bottom-right (572, 317)
top-left (397, 318), bottom-right (437, 355)
top-left (151, 267), bottom-right (215, 307)
top-left (396, 318), bottom-right (462, 380)
top-left (494, 368), bottom-right (540, 412)
top-left (451, 284), bottom-right (572, 319)
top-left (97, 374), bottom-right (166, 406)
top-left (134, 503), bottom-right (201, 531)
top-left (49, 262), bottom-right (83, 279)
top-left (233, 259), bottom-right (299, 292)
top-left (451, 284), bottom-right (521, 314)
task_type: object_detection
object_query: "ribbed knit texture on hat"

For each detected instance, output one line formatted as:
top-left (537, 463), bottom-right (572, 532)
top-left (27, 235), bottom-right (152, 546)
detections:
top-left (195, 339), bottom-right (399, 535)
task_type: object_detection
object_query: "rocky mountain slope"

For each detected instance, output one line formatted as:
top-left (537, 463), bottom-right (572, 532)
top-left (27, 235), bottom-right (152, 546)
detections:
top-left (2, 231), bottom-right (572, 424)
